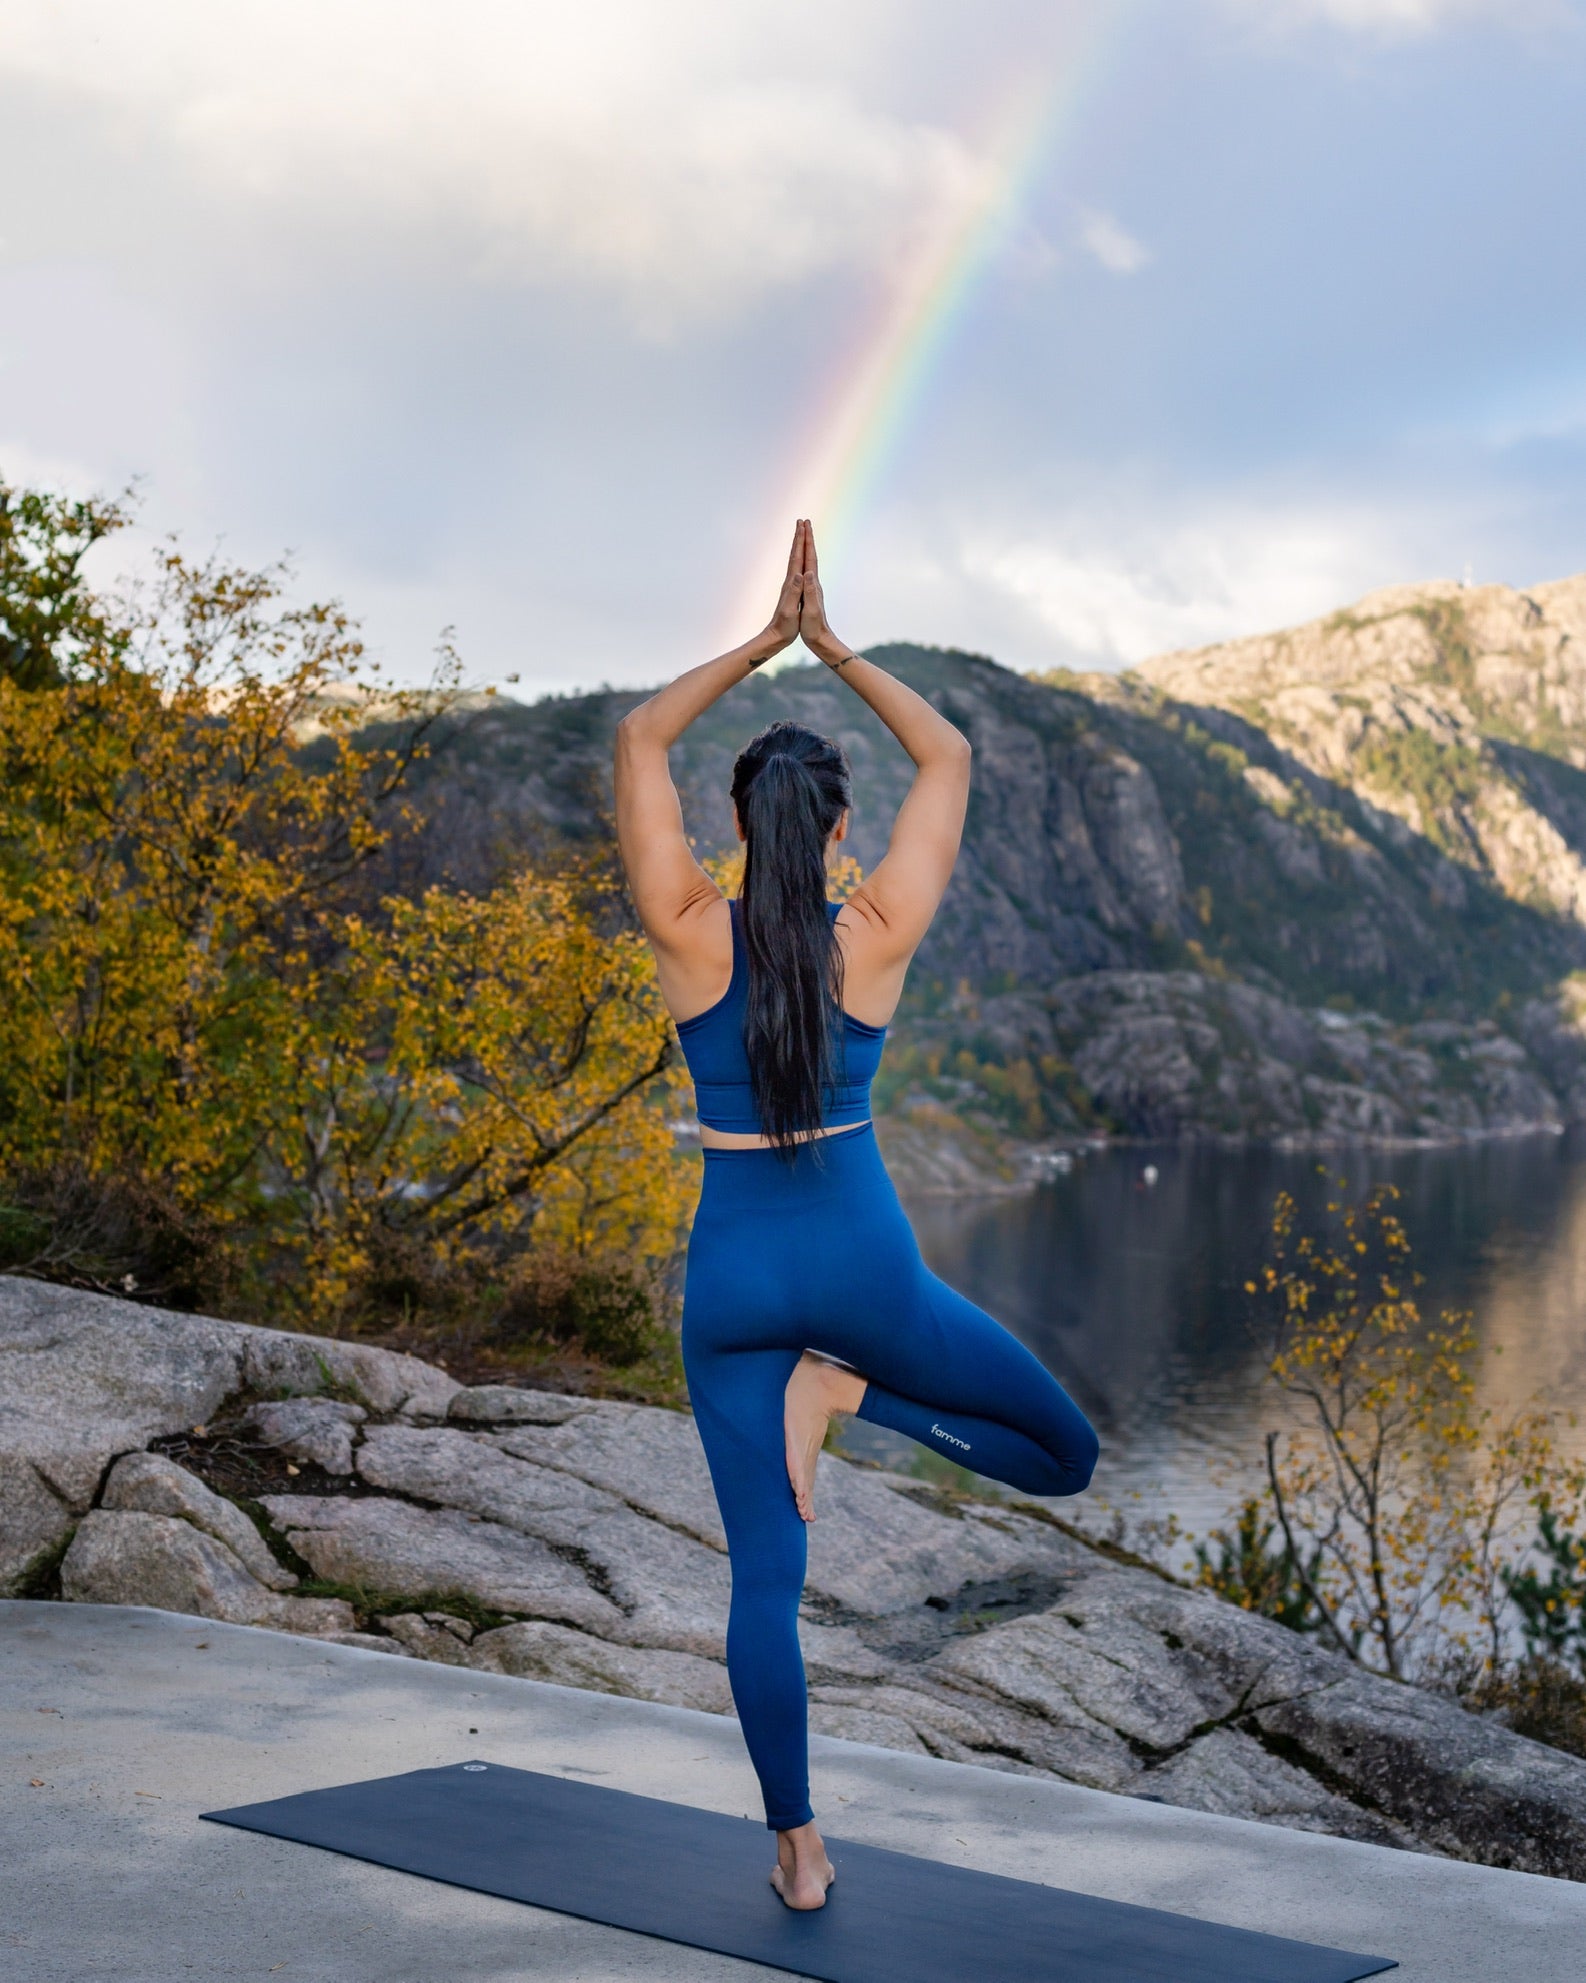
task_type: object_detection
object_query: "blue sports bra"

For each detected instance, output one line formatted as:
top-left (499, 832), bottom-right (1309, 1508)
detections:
top-left (675, 900), bottom-right (887, 1135)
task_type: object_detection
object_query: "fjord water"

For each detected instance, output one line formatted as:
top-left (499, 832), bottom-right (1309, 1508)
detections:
top-left (896, 1133), bottom-right (1586, 1543)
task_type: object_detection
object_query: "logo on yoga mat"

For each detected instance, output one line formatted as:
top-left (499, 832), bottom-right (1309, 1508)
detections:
top-left (931, 1423), bottom-right (971, 1451)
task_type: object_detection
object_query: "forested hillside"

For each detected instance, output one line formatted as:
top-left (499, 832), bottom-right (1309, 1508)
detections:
top-left (385, 575), bottom-right (1586, 1163)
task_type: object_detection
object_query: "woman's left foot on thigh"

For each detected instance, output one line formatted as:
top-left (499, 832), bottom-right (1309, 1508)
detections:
top-left (784, 1352), bottom-right (865, 1522)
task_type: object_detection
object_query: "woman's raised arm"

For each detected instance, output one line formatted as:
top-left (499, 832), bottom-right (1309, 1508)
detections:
top-left (613, 523), bottom-right (805, 978)
top-left (797, 529), bottom-right (971, 980)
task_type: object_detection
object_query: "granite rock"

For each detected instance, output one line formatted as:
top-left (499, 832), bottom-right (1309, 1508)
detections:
top-left (58, 1510), bottom-right (353, 1635)
top-left (377, 1611), bottom-right (477, 1664)
top-left (257, 1492), bottom-right (626, 1635)
top-left (355, 1423), bottom-right (735, 1655)
top-left (239, 1336), bottom-right (456, 1420)
top-left (446, 1386), bottom-right (596, 1428)
top-left (466, 1620), bottom-right (735, 1713)
top-left (321, 1630), bottom-right (415, 1656)
top-left (0, 1276), bottom-right (459, 1589)
top-left (243, 1397), bottom-right (367, 1475)
top-left (100, 1451), bottom-right (297, 1591)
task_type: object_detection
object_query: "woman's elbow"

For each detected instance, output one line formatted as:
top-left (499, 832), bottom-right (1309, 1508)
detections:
top-left (613, 706), bottom-right (652, 767)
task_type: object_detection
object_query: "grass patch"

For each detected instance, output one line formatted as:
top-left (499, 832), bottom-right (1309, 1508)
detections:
top-left (292, 1581), bottom-right (523, 1635)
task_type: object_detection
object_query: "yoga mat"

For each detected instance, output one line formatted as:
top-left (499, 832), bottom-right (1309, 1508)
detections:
top-left (203, 1760), bottom-right (1397, 1982)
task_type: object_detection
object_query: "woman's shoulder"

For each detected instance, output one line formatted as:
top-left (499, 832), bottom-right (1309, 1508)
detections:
top-left (652, 892), bottom-right (736, 1026)
top-left (831, 894), bottom-right (910, 1029)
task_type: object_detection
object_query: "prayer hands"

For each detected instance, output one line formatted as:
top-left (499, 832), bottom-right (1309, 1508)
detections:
top-left (759, 520), bottom-right (807, 654)
top-left (794, 520), bottom-right (842, 662)
top-left (755, 520), bottom-right (851, 669)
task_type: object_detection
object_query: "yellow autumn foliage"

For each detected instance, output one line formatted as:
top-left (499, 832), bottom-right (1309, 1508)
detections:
top-left (0, 524), bottom-right (690, 1323)
top-left (1252, 1181), bottom-right (1585, 1678)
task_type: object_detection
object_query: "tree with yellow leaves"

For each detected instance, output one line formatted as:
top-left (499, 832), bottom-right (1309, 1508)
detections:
top-left (1248, 1181), bottom-right (1582, 1679)
top-left (0, 480), bottom-right (690, 1326)
top-left (270, 866), bottom-right (690, 1315)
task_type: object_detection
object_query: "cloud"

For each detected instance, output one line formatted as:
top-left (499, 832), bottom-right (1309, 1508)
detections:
top-left (954, 505), bottom-right (1433, 666)
top-left (1077, 208), bottom-right (1151, 275)
top-left (0, 1), bottom-right (986, 326)
top-left (1224, 0), bottom-right (1560, 36)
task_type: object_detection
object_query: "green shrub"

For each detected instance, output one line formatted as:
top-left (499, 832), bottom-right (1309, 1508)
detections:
top-left (1192, 1496), bottom-right (1325, 1635)
top-left (1506, 1503), bottom-right (1586, 1670)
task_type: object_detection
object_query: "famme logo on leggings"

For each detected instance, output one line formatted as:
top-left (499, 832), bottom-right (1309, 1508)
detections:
top-left (931, 1423), bottom-right (971, 1451)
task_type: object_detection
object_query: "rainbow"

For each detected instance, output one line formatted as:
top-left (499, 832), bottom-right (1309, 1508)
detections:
top-left (725, 12), bottom-right (1140, 650)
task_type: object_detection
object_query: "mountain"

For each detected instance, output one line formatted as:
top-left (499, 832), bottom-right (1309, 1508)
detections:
top-left (385, 575), bottom-right (1586, 1171)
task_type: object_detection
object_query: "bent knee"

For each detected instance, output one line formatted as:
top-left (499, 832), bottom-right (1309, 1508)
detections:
top-left (1041, 1418), bottom-right (1099, 1498)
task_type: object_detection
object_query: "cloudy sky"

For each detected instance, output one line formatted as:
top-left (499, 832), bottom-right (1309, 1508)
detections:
top-left (2, 0), bottom-right (1583, 694)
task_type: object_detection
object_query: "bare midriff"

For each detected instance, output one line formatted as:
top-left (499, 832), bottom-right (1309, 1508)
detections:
top-left (698, 1120), bottom-right (871, 1151)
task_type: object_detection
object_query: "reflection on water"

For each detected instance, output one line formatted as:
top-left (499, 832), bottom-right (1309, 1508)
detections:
top-left (865, 1133), bottom-right (1586, 1540)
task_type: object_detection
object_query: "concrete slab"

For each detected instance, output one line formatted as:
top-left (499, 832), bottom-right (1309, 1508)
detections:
top-left (4, 1601), bottom-right (1585, 1983)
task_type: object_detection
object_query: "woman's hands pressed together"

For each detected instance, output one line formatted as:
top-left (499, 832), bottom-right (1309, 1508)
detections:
top-left (753, 521), bottom-right (809, 664)
top-left (791, 519), bottom-right (854, 669)
top-left (754, 516), bottom-right (855, 671)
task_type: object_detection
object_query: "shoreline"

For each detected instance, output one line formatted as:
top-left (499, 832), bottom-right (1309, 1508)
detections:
top-left (877, 1113), bottom-right (1576, 1201)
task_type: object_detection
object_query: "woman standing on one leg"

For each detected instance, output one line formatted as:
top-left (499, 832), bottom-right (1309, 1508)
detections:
top-left (613, 521), bottom-right (1098, 1911)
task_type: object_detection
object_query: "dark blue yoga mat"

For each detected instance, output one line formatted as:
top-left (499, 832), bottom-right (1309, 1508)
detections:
top-left (203, 1760), bottom-right (1397, 1982)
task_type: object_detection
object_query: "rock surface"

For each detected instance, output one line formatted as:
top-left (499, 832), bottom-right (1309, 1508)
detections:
top-left (243, 1397), bottom-right (367, 1474)
top-left (467, 1619), bottom-right (737, 1712)
top-left (7, 1278), bottom-right (1586, 1880)
top-left (446, 1384), bottom-right (592, 1427)
top-left (100, 1450), bottom-right (297, 1590)
top-left (59, 1510), bottom-right (354, 1634)
top-left (257, 1491), bottom-right (630, 1634)
top-left (0, 1275), bottom-right (457, 1590)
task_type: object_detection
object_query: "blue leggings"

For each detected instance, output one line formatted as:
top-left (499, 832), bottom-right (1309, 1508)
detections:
top-left (681, 1123), bottom-right (1098, 1831)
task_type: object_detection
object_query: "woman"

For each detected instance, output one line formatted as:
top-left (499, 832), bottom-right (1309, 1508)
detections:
top-left (613, 520), bottom-right (1097, 1911)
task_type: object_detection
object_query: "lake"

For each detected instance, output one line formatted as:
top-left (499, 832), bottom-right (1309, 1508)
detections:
top-left (841, 1132), bottom-right (1586, 1552)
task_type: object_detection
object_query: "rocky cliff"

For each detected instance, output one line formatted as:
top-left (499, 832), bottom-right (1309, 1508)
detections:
top-left (1127, 574), bottom-right (1586, 1131)
top-left (378, 574), bottom-right (1586, 1155)
top-left (6, 1277), bottom-right (1586, 1878)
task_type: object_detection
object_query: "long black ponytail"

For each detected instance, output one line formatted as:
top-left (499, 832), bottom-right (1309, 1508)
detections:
top-left (730, 721), bottom-right (853, 1154)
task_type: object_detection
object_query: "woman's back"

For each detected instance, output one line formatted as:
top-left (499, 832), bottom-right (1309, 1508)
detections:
top-left (675, 899), bottom-right (886, 1137)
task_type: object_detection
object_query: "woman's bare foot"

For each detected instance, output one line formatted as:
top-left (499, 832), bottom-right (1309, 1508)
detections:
top-left (769, 1819), bottom-right (836, 1909)
top-left (784, 1352), bottom-right (866, 1523)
